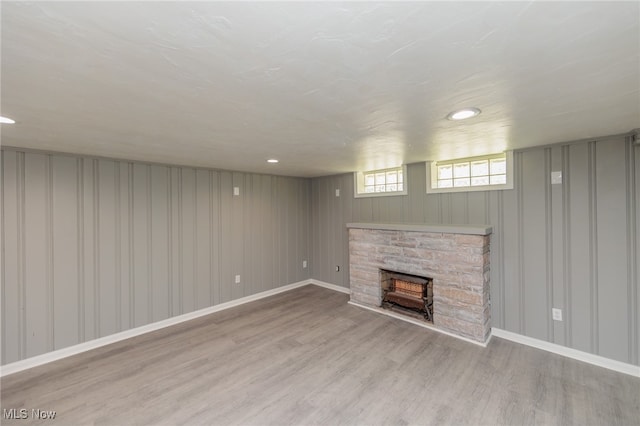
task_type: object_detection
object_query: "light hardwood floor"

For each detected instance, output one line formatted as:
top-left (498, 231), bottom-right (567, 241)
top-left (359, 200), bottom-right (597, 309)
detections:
top-left (2, 285), bottom-right (639, 425)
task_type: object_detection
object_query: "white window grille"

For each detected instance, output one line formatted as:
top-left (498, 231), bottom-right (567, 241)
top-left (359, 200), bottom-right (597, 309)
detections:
top-left (354, 165), bottom-right (408, 198)
top-left (427, 152), bottom-right (513, 193)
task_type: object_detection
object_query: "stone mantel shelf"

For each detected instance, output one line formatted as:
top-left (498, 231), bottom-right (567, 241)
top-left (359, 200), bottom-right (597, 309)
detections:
top-left (346, 222), bottom-right (492, 236)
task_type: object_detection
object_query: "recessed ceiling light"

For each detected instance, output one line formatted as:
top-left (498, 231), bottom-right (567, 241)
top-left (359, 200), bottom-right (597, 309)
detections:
top-left (267, 159), bottom-right (279, 163)
top-left (0, 116), bottom-right (16, 124)
top-left (447, 108), bottom-right (481, 121)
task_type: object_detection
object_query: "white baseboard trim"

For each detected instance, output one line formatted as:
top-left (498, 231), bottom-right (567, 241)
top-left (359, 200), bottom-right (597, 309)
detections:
top-left (5, 281), bottom-right (636, 379)
top-left (308, 279), bottom-right (351, 294)
top-left (348, 300), bottom-right (489, 347)
top-left (0, 279), bottom-right (312, 378)
top-left (492, 328), bottom-right (640, 378)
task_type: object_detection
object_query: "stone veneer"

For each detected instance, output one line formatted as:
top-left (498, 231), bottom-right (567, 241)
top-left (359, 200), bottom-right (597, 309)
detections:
top-left (347, 223), bottom-right (492, 343)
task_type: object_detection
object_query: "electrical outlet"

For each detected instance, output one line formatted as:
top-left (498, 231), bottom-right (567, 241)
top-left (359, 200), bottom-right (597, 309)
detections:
top-left (335, 265), bottom-right (340, 272)
top-left (235, 275), bottom-right (241, 284)
top-left (303, 260), bottom-right (307, 268)
top-left (335, 189), bottom-right (340, 197)
top-left (233, 187), bottom-right (240, 196)
top-left (552, 308), bottom-right (562, 321)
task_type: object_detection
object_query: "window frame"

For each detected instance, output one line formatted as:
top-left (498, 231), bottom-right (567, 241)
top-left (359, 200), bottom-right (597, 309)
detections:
top-left (426, 151), bottom-right (514, 194)
top-left (354, 165), bottom-right (408, 198)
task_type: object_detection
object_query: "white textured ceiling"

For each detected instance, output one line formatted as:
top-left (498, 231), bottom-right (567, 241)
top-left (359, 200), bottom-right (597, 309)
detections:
top-left (2, 2), bottom-right (639, 177)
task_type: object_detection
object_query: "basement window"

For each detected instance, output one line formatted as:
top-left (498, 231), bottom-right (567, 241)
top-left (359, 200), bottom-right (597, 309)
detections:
top-left (354, 165), bottom-right (408, 198)
top-left (426, 152), bottom-right (513, 194)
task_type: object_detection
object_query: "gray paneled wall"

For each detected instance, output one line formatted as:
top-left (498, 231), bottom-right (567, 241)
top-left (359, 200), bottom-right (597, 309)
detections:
top-left (2, 135), bottom-right (638, 368)
top-left (1, 149), bottom-right (311, 365)
top-left (310, 135), bottom-right (639, 366)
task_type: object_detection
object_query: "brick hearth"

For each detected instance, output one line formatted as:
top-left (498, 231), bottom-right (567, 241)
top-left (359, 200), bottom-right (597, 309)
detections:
top-left (347, 223), bottom-right (492, 343)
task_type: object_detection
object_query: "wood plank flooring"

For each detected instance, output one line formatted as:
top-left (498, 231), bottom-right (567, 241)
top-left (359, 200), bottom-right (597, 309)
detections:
top-left (2, 285), bottom-right (639, 425)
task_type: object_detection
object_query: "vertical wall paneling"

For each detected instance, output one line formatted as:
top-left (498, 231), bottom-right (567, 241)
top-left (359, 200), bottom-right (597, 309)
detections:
top-left (520, 149), bottom-right (551, 340)
top-left (180, 168), bottom-right (196, 314)
top-left (278, 177), bottom-right (287, 287)
top-left (450, 193), bottom-right (468, 224)
top-left (544, 148), bottom-right (554, 342)
top-left (370, 196), bottom-right (381, 222)
top-left (545, 146), bottom-right (566, 345)
top-left (218, 171), bottom-right (231, 304)
top-left (334, 177), bottom-right (345, 285)
top-left (249, 175), bottom-right (261, 294)
top-left (634, 138), bottom-right (640, 365)
top-left (355, 194), bottom-right (374, 223)
top-left (132, 163), bottom-right (150, 326)
top-left (92, 160), bottom-right (100, 338)
top-left (170, 167), bottom-right (181, 317)
top-left (310, 179), bottom-right (320, 282)
top-left (310, 178), bottom-right (317, 281)
top-left (45, 156), bottom-right (54, 351)
top-left (97, 160), bottom-right (117, 337)
top-left (515, 152), bottom-right (525, 335)
top-left (280, 177), bottom-right (288, 285)
top-left (281, 178), bottom-right (289, 285)
top-left (567, 143), bottom-right (593, 353)
top-left (333, 177), bottom-right (342, 285)
top-left (145, 165), bottom-right (153, 325)
top-left (78, 159), bottom-right (86, 341)
top-left (118, 163), bottom-right (131, 331)
top-left (595, 140), bottom-right (629, 362)
top-left (466, 192), bottom-right (486, 225)
top-left (548, 145), bottom-right (567, 345)
top-left (126, 163), bottom-right (134, 330)
top-left (342, 176), bottom-right (354, 287)
top-left (322, 179), bottom-right (331, 284)
top-left (23, 154), bottom-right (49, 357)
top-left (114, 162), bottom-right (122, 332)
top-left (208, 171), bottom-right (218, 305)
top-left (293, 179), bottom-right (301, 283)
top-left (2, 151), bottom-right (22, 363)
top-left (315, 178), bottom-right (322, 280)
top-left (423, 170), bottom-right (440, 222)
top-left (561, 145), bottom-right (572, 346)
top-left (303, 179), bottom-right (311, 282)
top-left (52, 155), bottom-right (80, 350)
top-left (311, 179), bottom-right (319, 281)
top-left (326, 178), bottom-right (334, 284)
top-left (286, 178), bottom-right (295, 286)
top-left (150, 165), bottom-right (170, 322)
top-left (588, 142), bottom-right (599, 354)
top-left (195, 169), bottom-right (211, 309)
top-left (501, 152), bottom-right (523, 333)
top-left (292, 178), bottom-right (300, 285)
top-left (407, 163), bottom-right (425, 222)
top-left (270, 177), bottom-right (278, 288)
top-left (166, 167), bottom-right (174, 319)
top-left (262, 176), bottom-right (275, 292)
top-left (231, 172), bottom-right (244, 301)
top-left (440, 193), bottom-right (451, 223)
top-left (488, 190), bottom-right (505, 328)
top-left (2, 149), bottom-right (311, 365)
top-left (626, 136), bottom-right (638, 365)
top-left (243, 175), bottom-right (253, 295)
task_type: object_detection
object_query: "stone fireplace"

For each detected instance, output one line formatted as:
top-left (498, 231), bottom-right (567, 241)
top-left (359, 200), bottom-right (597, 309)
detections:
top-left (347, 223), bottom-right (492, 344)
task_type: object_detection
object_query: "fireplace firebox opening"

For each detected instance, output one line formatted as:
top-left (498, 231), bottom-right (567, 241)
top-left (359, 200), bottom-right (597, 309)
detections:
top-left (380, 269), bottom-right (433, 322)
